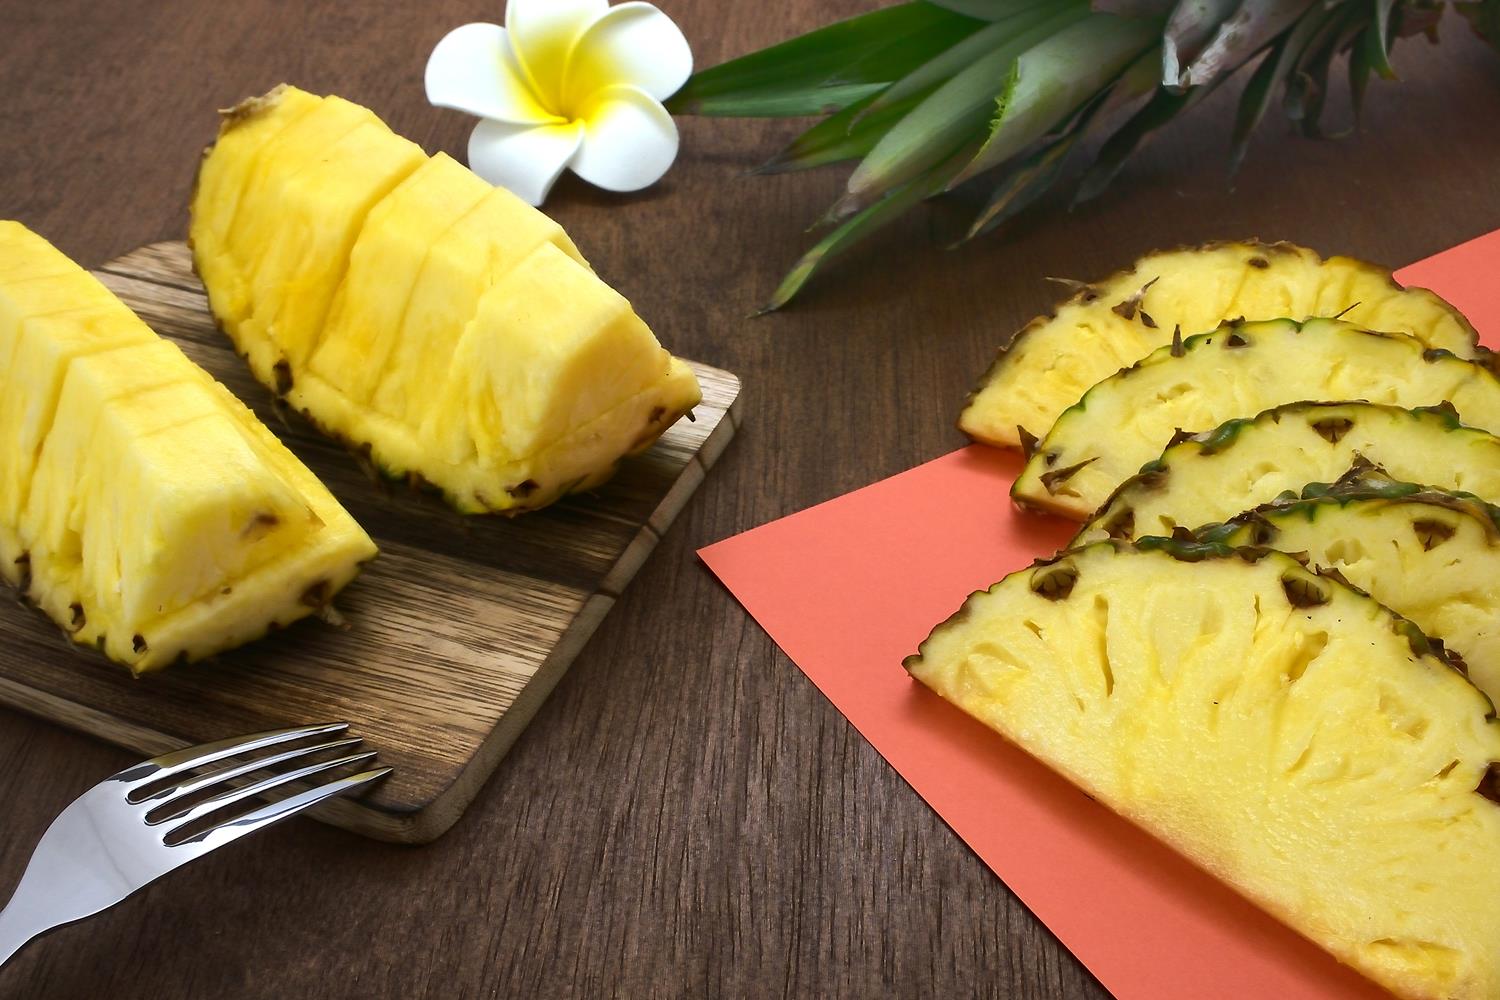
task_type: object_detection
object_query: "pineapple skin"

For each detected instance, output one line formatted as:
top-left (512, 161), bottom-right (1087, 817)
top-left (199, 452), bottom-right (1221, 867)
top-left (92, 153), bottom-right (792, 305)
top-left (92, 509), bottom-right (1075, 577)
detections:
top-left (907, 539), bottom-right (1500, 1000)
top-left (190, 85), bottom-right (702, 516)
top-left (1194, 475), bottom-right (1500, 703)
top-left (1012, 318), bottom-right (1500, 520)
top-left (0, 221), bottom-right (376, 674)
top-left (1076, 401), bottom-right (1500, 544)
top-left (960, 240), bottom-right (1483, 449)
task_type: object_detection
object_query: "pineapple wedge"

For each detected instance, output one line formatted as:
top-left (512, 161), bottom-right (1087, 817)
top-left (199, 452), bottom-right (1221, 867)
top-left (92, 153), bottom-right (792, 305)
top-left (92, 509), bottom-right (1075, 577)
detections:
top-left (191, 85), bottom-right (701, 514)
top-left (0, 222), bottom-right (375, 673)
top-left (1194, 470), bottom-right (1500, 702)
top-left (907, 539), bottom-right (1500, 1000)
top-left (1013, 318), bottom-right (1500, 519)
top-left (1075, 401), bottom-right (1500, 543)
top-left (960, 241), bottom-right (1481, 449)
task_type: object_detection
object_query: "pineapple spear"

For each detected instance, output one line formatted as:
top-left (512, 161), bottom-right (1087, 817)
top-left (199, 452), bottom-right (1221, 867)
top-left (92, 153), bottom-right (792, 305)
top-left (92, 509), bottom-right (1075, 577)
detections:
top-left (668, 0), bottom-right (1493, 310)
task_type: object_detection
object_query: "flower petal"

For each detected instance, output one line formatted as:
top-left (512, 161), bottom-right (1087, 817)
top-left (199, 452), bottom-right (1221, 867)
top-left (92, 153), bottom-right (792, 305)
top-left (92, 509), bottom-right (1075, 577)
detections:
top-left (570, 84), bottom-right (679, 193)
top-left (563, 2), bottom-right (693, 107)
top-left (506, 0), bottom-right (609, 110)
top-left (426, 22), bottom-right (560, 125)
top-left (468, 119), bottom-right (584, 206)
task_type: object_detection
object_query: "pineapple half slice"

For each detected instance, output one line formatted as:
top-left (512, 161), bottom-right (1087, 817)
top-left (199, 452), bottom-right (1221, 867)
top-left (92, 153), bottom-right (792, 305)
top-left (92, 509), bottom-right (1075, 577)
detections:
top-left (0, 222), bottom-right (376, 673)
top-left (959, 241), bottom-right (1480, 449)
top-left (1013, 318), bottom-right (1500, 519)
top-left (907, 539), bottom-right (1500, 1000)
top-left (1075, 401), bottom-right (1500, 544)
top-left (190, 85), bottom-right (701, 514)
top-left (1194, 470), bottom-right (1500, 703)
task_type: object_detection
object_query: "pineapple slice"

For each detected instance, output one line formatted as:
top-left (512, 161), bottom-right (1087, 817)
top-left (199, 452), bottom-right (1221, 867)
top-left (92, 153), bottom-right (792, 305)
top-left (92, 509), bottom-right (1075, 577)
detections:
top-left (1076, 401), bottom-right (1500, 543)
top-left (960, 241), bottom-right (1481, 449)
top-left (191, 85), bottom-right (700, 515)
top-left (1, 223), bottom-right (376, 672)
top-left (907, 539), bottom-right (1500, 1000)
top-left (1013, 318), bottom-right (1500, 519)
top-left (190, 84), bottom-right (323, 316)
top-left (1194, 471), bottom-right (1500, 702)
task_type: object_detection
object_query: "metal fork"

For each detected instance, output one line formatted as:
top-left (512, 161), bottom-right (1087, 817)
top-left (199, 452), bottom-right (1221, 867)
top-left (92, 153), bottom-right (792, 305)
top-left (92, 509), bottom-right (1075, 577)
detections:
top-left (0, 722), bottom-right (391, 968)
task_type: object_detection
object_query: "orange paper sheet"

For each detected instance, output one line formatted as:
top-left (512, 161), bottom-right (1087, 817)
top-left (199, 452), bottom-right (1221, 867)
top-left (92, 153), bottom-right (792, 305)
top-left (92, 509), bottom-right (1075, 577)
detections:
top-left (699, 230), bottom-right (1500, 1000)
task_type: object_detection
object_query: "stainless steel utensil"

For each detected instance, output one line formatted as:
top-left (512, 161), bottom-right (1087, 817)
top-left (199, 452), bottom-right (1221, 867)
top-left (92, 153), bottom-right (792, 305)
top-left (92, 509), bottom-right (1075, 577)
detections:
top-left (0, 723), bottom-right (390, 968)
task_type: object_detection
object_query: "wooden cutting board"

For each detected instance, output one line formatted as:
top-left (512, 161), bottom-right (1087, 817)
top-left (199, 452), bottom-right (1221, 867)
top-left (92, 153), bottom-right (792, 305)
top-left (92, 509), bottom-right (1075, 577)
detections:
top-left (0, 242), bottom-right (740, 843)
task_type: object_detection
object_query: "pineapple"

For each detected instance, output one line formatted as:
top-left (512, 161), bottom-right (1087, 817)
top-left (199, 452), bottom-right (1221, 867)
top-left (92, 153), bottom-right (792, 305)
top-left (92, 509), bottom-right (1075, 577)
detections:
top-left (1194, 470), bottom-right (1500, 703)
top-left (959, 242), bottom-right (1481, 449)
top-left (907, 539), bottom-right (1500, 1000)
top-left (190, 85), bottom-right (701, 514)
top-left (1012, 318), bottom-right (1500, 519)
top-left (0, 222), bottom-right (376, 673)
top-left (1075, 401), bottom-right (1500, 544)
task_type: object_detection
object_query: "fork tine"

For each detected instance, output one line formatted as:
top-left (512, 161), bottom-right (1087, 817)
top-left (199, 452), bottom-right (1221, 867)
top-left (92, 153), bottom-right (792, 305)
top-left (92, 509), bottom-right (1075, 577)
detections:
top-left (114, 723), bottom-right (350, 786)
top-left (132, 737), bottom-right (365, 805)
top-left (151, 751), bottom-right (379, 828)
top-left (171, 767), bottom-right (393, 849)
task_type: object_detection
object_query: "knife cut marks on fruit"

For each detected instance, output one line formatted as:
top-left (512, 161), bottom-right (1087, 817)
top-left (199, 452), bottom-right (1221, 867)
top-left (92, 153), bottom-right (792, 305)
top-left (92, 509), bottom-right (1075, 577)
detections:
top-left (190, 84), bottom-right (701, 515)
top-left (0, 221), bottom-right (376, 673)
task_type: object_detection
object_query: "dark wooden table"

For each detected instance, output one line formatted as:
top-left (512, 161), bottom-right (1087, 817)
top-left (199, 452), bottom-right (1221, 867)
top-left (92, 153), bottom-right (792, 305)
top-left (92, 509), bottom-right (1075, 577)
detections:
top-left (2, 2), bottom-right (1499, 997)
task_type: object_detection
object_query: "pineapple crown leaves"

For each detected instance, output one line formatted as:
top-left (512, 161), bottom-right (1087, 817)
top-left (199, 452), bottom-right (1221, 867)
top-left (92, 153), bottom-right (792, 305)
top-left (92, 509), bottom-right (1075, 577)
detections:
top-left (669, 0), bottom-right (1492, 309)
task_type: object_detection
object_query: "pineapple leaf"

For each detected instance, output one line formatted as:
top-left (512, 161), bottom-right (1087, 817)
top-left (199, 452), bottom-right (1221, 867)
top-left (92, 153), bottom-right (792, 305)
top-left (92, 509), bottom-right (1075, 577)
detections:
top-left (756, 93), bottom-right (928, 174)
top-left (927, 0), bottom-right (1065, 20)
top-left (965, 130), bottom-right (1085, 240)
top-left (1073, 84), bottom-right (1203, 204)
top-left (1459, 0), bottom-right (1500, 48)
top-left (1182, 0), bottom-right (1316, 88)
top-left (1162, 0), bottom-right (1242, 87)
top-left (861, 11), bottom-right (1050, 119)
top-left (950, 12), bottom-right (1162, 187)
top-left (765, 145), bottom-right (978, 311)
top-left (837, 3), bottom-right (1090, 217)
top-left (1230, 1), bottom-right (1327, 170)
top-left (1093, 0), bottom-right (1177, 15)
top-left (1349, 26), bottom-right (1377, 122)
top-left (664, 2), bottom-right (981, 118)
top-left (1367, 0), bottom-right (1400, 78)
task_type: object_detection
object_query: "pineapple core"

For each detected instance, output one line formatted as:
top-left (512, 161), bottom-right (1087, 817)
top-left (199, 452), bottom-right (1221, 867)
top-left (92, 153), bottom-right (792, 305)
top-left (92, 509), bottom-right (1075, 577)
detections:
top-left (908, 540), bottom-right (1500, 1000)
top-left (191, 84), bottom-right (701, 514)
top-left (0, 221), bottom-right (376, 673)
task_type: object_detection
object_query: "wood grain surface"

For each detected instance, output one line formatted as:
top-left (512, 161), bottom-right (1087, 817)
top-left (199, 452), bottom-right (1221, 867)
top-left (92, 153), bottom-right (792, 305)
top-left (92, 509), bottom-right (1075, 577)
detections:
top-left (0, 241), bottom-right (738, 845)
top-left (2, 1), bottom-right (1499, 997)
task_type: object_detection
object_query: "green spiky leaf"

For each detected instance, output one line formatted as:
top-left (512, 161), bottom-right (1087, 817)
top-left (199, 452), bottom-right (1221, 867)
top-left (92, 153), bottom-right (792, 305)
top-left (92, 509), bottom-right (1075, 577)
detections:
top-left (664, 3), bottom-right (981, 117)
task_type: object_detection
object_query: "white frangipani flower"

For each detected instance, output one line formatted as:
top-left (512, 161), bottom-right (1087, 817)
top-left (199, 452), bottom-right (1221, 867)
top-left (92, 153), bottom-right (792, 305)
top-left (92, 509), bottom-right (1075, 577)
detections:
top-left (425, 0), bottom-right (692, 206)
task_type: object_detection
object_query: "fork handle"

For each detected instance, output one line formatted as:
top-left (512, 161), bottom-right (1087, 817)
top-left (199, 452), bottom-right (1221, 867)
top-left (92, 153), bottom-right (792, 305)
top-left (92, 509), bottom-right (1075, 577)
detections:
top-left (0, 894), bottom-right (45, 969)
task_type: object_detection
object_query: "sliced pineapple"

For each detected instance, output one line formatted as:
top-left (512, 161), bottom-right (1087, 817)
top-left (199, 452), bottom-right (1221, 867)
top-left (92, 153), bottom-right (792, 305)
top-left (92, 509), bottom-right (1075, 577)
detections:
top-left (191, 85), bottom-right (700, 515)
top-left (1013, 318), bottom-right (1500, 519)
top-left (1193, 471), bottom-right (1500, 703)
top-left (907, 539), bottom-right (1500, 1000)
top-left (1, 222), bottom-right (376, 673)
top-left (1075, 401), bottom-right (1500, 543)
top-left (959, 241), bottom-right (1481, 449)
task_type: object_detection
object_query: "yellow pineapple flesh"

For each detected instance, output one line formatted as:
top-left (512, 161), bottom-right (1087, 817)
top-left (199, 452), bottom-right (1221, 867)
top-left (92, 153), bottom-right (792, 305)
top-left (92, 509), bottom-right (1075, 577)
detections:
top-left (960, 241), bottom-right (1482, 449)
top-left (191, 85), bottom-right (700, 515)
top-left (0, 221), bottom-right (376, 672)
top-left (907, 539), bottom-right (1500, 1000)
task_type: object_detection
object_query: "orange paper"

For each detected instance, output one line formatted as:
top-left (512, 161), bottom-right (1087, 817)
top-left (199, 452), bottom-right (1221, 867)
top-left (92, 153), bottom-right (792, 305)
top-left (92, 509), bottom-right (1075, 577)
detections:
top-left (700, 234), bottom-right (1500, 999)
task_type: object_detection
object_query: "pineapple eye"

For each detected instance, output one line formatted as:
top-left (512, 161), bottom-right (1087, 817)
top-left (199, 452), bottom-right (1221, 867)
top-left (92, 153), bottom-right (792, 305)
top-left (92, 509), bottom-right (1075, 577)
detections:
top-left (1411, 518), bottom-right (1456, 551)
top-left (1101, 507), bottom-right (1135, 540)
top-left (1281, 572), bottom-right (1331, 609)
top-left (1310, 417), bottom-right (1355, 443)
top-left (1031, 564), bottom-right (1079, 601)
